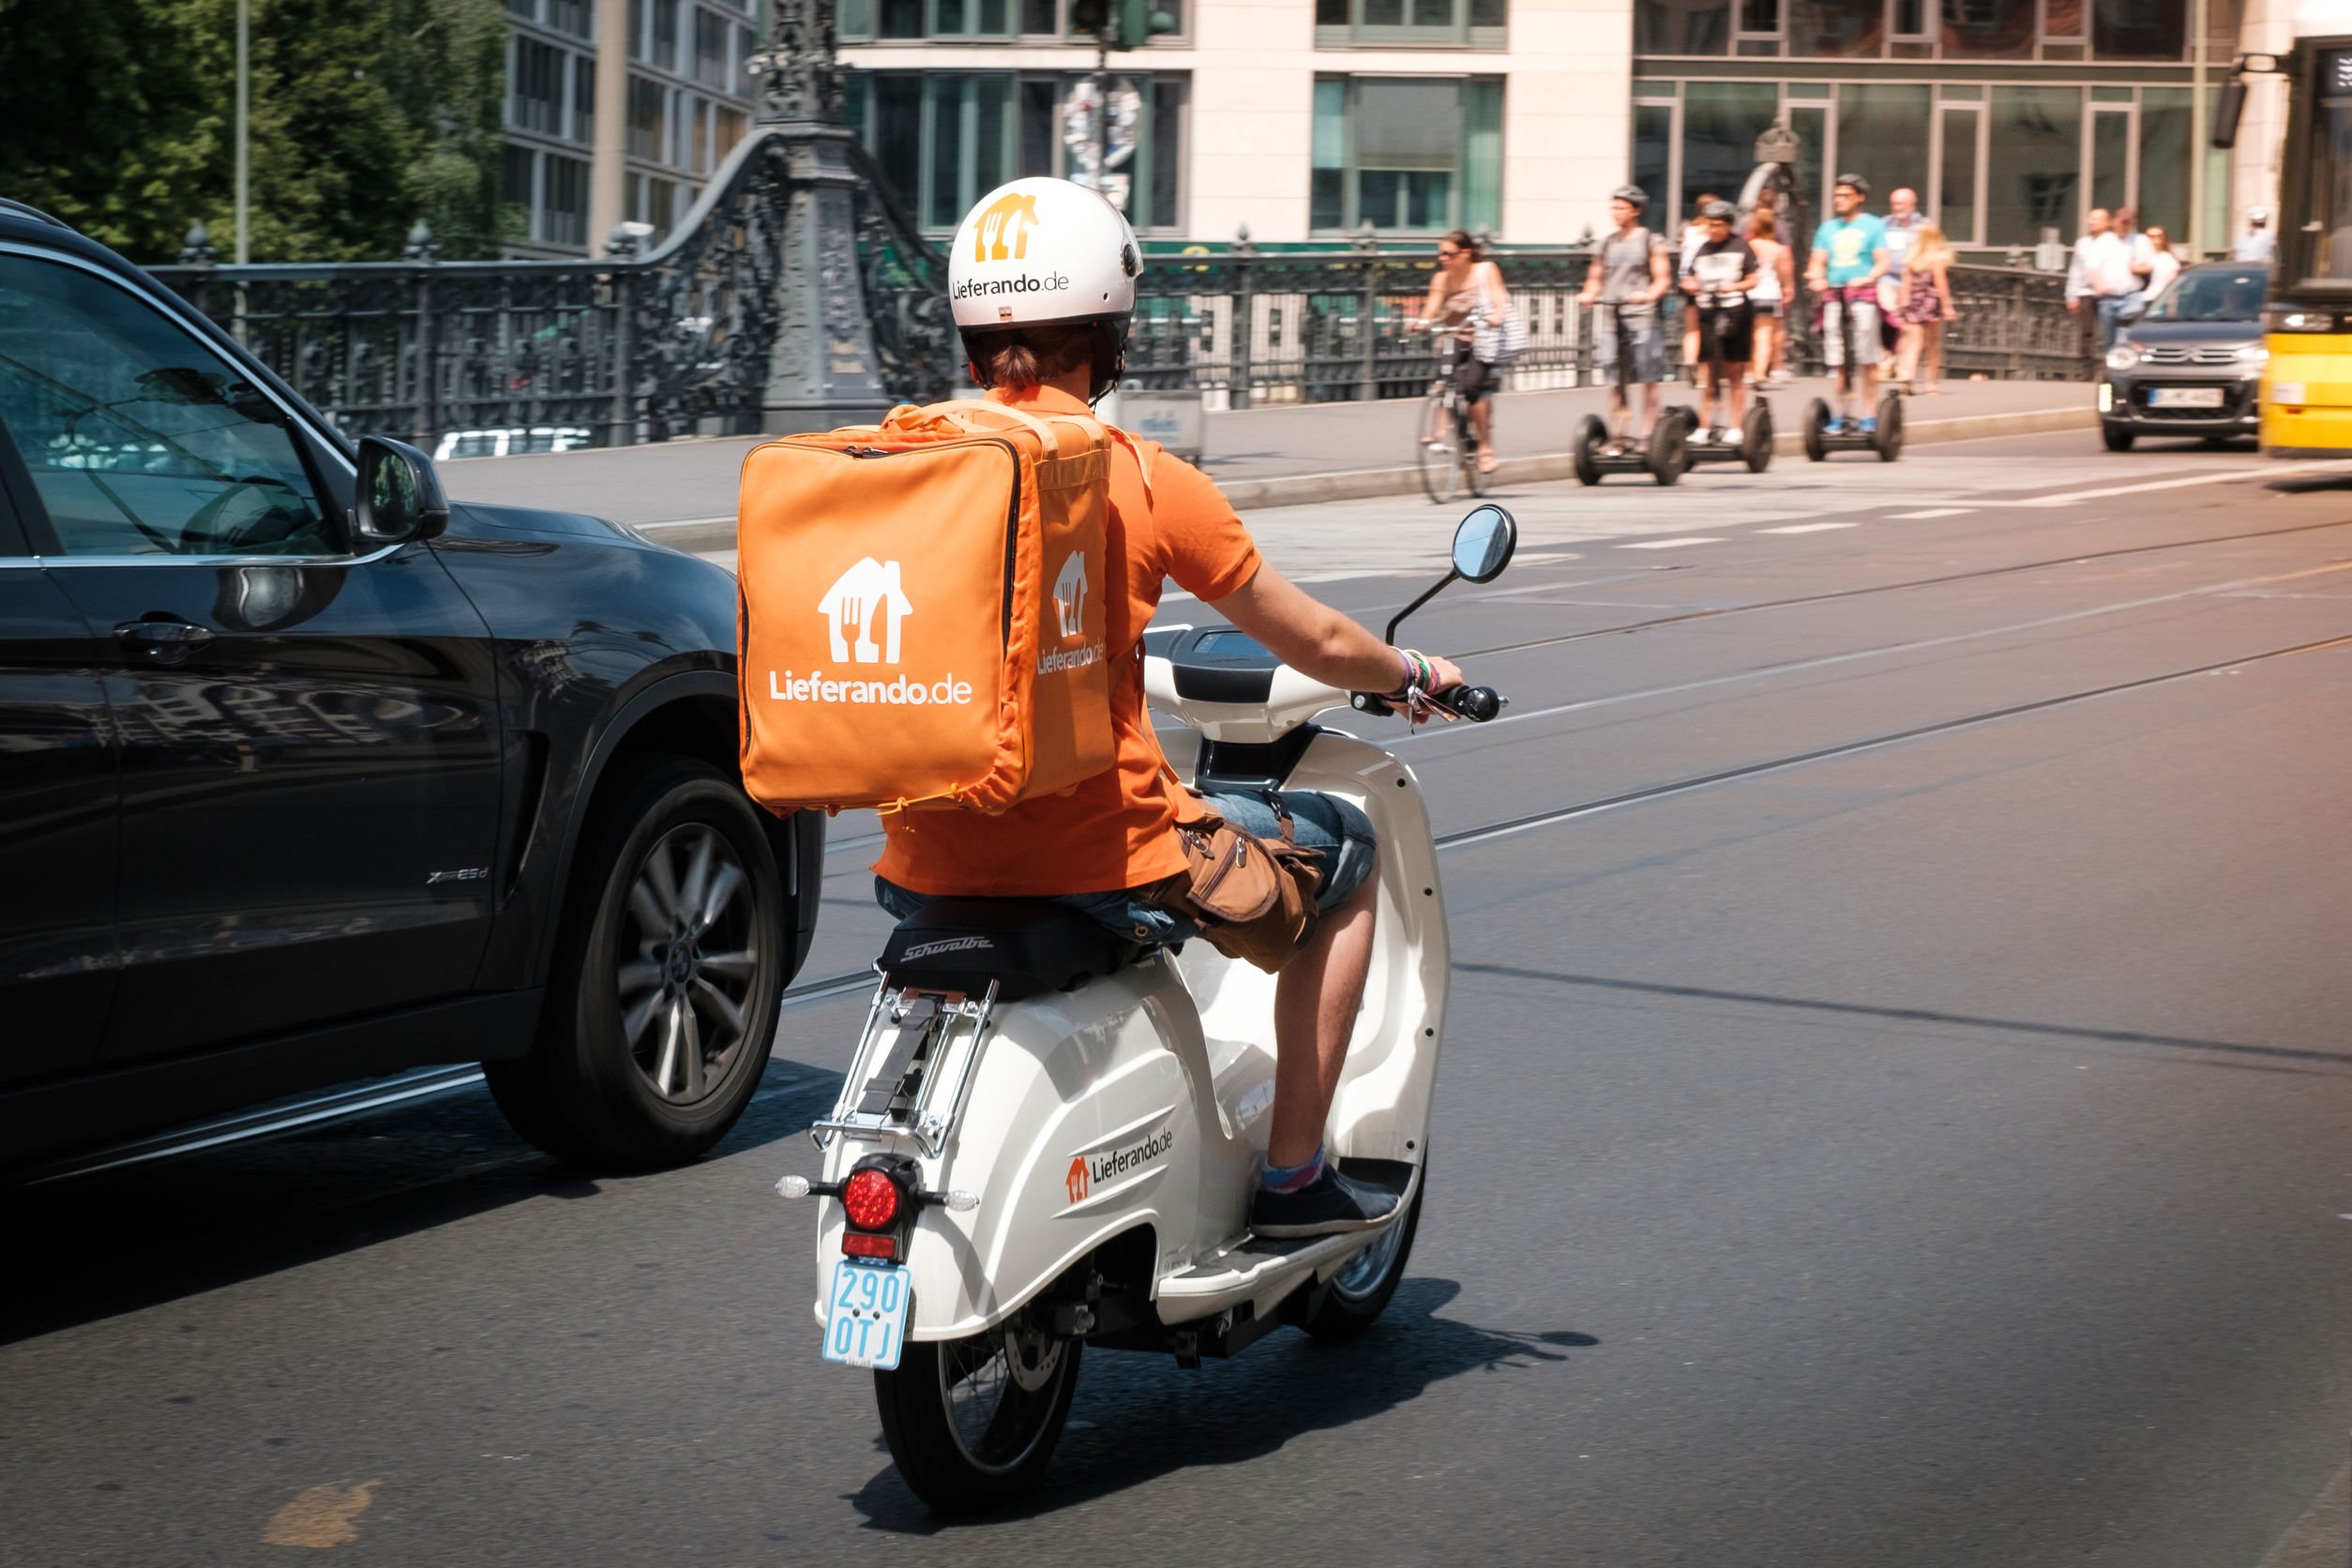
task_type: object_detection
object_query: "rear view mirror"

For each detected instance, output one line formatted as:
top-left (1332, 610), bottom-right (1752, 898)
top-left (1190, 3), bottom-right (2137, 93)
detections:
top-left (355, 435), bottom-right (450, 544)
top-left (1451, 504), bottom-right (1516, 583)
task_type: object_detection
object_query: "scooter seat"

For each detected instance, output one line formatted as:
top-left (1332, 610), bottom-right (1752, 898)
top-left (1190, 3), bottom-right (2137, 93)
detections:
top-left (879, 899), bottom-right (1138, 1002)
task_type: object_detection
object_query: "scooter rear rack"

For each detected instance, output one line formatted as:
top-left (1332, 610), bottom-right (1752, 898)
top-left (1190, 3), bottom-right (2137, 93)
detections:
top-left (809, 977), bottom-right (999, 1157)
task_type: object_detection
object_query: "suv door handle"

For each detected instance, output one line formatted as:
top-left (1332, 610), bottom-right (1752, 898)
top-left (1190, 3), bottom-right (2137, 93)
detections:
top-left (114, 619), bottom-right (215, 660)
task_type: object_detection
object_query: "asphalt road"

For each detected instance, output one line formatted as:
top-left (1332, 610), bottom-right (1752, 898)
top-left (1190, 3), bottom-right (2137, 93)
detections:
top-left (6, 429), bottom-right (2352, 1566)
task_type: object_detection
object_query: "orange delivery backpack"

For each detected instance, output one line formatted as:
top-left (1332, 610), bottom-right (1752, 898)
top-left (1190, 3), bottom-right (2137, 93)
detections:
top-left (735, 399), bottom-right (1118, 816)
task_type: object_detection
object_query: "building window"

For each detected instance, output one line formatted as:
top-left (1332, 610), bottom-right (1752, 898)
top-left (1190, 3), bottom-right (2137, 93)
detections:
top-left (548, 0), bottom-right (590, 38)
top-left (715, 106), bottom-right (747, 166)
top-left (1942, 0), bottom-right (2034, 58)
top-left (845, 69), bottom-right (1187, 231)
top-left (572, 55), bottom-right (596, 143)
top-left (629, 74), bottom-right (668, 160)
top-left (1832, 83), bottom-right (1929, 206)
top-left (2092, 0), bottom-right (2185, 60)
top-left (839, 0), bottom-right (1018, 38)
top-left (1315, 0), bottom-right (1505, 48)
top-left (653, 0), bottom-right (680, 69)
top-left (1636, 0), bottom-right (1729, 53)
top-left (1679, 81), bottom-right (1777, 216)
top-left (545, 153), bottom-right (590, 248)
top-left (508, 0), bottom-right (537, 19)
top-left (1310, 75), bottom-right (1502, 234)
top-left (501, 143), bottom-right (537, 241)
top-left (695, 11), bottom-right (730, 86)
top-left (1787, 0), bottom-right (1881, 57)
top-left (1986, 84), bottom-right (2080, 244)
top-left (512, 38), bottom-right (565, 135)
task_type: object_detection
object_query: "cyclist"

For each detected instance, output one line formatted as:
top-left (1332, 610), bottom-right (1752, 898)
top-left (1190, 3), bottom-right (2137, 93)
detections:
top-left (1805, 173), bottom-right (1891, 434)
top-left (1410, 229), bottom-right (1507, 475)
top-left (1679, 198), bottom-right (1760, 444)
top-left (879, 177), bottom-right (1470, 1236)
top-left (1577, 185), bottom-right (1672, 456)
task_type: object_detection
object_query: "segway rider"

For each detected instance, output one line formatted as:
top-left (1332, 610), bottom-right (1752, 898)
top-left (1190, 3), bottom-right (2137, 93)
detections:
top-left (1805, 173), bottom-right (1891, 434)
top-left (1577, 185), bottom-right (1672, 457)
top-left (1679, 198), bottom-right (1760, 444)
top-left (881, 177), bottom-right (1466, 1237)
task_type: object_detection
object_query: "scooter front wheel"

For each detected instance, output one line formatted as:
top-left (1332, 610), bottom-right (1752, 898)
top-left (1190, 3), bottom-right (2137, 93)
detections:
top-left (874, 1312), bottom-right (1083, 1513)
top-left (1298, 1167), bottom-right (1426, 1342)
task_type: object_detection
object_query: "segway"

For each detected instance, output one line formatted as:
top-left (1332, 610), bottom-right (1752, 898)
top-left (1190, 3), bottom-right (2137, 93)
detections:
top-left (1803, 284), bottom-right (1904, 462)
top-left (1574, 303), bottom-right (1691, 486)
top-left (1669, 400), bottom-right (1774, 474)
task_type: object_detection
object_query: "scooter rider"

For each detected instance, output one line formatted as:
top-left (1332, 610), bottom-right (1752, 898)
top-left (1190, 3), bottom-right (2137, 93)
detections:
top-left (1805, 173), bottom-right (1892, 434)
top-left (1679, 198), bottom-right (1760, 444)
top-left (1577, 184), bottom-right (1672, 456)
top-left (875, 177), bottom-right (1469, 1238)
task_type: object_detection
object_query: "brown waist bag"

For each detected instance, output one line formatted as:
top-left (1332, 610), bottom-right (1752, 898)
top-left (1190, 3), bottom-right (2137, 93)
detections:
top-left (1150, 792), bottom-right (1327, 973)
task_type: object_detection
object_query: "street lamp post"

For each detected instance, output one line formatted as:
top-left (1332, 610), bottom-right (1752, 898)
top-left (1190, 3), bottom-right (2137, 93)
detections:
top-left (234, 0), bottom-right (249, 264)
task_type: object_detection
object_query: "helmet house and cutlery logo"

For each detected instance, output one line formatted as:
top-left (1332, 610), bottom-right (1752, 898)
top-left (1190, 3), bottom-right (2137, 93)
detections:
top-left (1038, 550), bottom-right (1105, 676)
top-left (765, 557), bottom-right (974, 708)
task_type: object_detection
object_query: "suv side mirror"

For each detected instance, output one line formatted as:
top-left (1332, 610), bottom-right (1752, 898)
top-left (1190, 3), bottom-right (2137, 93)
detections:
top-left (354, 435), bottom-right (450, 544)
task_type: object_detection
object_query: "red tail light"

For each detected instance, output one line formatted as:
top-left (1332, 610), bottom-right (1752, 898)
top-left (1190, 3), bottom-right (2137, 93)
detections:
top-left (841, 1231), bottom-right (898, 1261)
top-left (841, 1168), bottom-right (902, 1231)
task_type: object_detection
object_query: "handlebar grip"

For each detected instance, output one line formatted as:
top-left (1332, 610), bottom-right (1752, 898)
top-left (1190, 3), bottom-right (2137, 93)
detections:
top-left (1430, 685), bottom-right (1505, 723)
top-left (1349, 686), bottom-right (1508, 723)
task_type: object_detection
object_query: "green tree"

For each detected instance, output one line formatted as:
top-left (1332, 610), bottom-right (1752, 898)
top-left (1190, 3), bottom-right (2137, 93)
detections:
top-left (0, 0), bottom-right (506, 263)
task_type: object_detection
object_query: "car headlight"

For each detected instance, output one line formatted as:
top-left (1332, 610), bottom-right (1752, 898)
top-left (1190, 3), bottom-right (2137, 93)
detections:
top-left (2105, 343), bottom-right (2142, 370)
top-left (2236, 343), bottom-right (2269, 363)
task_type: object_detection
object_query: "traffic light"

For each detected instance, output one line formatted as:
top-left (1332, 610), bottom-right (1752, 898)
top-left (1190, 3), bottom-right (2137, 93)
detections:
top-left (1116, 0), bottom-right (1178, 46)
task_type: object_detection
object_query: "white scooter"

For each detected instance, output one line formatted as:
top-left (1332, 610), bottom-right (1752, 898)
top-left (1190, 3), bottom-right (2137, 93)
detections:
top-left (776, 505), bottom-right (1517, 1512)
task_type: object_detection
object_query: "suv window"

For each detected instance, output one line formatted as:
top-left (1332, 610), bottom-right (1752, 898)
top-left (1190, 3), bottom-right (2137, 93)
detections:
top-left (0, 252), bottom-right (340, 558)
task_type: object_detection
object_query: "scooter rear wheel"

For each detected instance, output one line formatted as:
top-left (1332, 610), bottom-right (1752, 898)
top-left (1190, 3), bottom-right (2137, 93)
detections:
top-left (874, 1309), bottom-right (1083, 1513)
top-left (1298, 1168), bottom-right (1427, 1341)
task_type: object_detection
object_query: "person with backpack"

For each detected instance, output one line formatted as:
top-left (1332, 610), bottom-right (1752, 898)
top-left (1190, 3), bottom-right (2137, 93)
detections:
top-left (743, 177), bottom-right (1470, 1237)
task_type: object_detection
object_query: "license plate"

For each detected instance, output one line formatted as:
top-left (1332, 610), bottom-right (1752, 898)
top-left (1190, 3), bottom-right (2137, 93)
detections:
top-left (2149, 386), bottom-right (2225, 408)
top-left (822, 1259), bottom-right (910, 1370)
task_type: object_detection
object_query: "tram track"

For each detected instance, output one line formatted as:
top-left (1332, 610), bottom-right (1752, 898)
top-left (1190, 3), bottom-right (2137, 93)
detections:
top-left (60, 609), bottom-right (2352, 1181)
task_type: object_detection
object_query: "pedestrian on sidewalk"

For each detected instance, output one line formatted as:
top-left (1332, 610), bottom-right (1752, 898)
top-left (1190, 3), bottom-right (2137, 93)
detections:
top-left (2143, 225), bottom-right (2183, 304)
top-left (1579, 185), bottom-right (1672, 454)
top-left (2065, 207), bottom-right (2140, 358)
top-left (1892, 220), bottom-right (1957, 394)
top-left (1877, 186), bottom-right (1928, 320)
top-left (1410, 229), bottom-right (1509, 474)
top-left (2235, 206), bottom-right (2276, 263)
top-left (1746, 204), bottom-right (1797, 387)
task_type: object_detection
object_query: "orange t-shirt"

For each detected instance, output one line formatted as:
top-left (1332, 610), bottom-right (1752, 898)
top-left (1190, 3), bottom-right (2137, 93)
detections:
top-left (873, 384), bottom-right (1262, 897)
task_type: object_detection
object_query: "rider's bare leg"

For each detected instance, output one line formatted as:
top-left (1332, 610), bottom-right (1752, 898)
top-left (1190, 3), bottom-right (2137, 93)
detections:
top-left (1470, 395), bottom-right (1496, 454)
top-left (1265, 868), bottom-right (1378, 1170)
top-left (1637, 381), bottom-right (1662, 440)
top-left (1860, 359), bottom-right (1880, 412)
top-left (1724, 362), bottom-right (1748, 427)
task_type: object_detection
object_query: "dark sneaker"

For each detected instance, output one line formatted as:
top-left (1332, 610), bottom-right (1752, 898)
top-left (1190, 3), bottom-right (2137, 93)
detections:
top-left (1250, 1166), bottom-right (1401, 1239)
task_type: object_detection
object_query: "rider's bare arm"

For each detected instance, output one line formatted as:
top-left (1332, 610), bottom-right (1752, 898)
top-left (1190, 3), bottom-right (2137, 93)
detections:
top-left (1213, 562), bottom-right (1465, 695)
top-left (1646, 245), bottom-right (1671, 304)
top-left (1805, 247), bottom-right (1829, 290)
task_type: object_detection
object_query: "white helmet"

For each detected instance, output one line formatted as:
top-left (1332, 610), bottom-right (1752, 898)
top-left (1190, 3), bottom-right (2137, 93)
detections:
top-left (949, 177), bottom-right (1141, 397)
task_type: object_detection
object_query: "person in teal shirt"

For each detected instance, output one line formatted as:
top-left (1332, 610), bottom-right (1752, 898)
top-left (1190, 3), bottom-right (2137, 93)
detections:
top-left (1806, 173), bottom-right (1892, 430)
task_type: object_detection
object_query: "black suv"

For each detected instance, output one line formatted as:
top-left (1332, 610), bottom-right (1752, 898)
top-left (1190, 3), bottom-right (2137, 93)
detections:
top-left (0, 203), bottom-right (822, 1170)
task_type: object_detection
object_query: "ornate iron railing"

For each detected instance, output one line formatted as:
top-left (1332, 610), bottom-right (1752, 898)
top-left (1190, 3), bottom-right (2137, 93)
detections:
top-left (151, 126), bottom-right (957, 448)
top-left (1127, 243), bottom-right (2083, 409)
top-left (150, 188), bottom-right (2078, 448)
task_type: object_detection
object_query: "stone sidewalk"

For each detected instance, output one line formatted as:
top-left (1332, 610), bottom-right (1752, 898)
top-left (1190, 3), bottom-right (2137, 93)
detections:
top-left (441, 372), bottom-right (2096, 539)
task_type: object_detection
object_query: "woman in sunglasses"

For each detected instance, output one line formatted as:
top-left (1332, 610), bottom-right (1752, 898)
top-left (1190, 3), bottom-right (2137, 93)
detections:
top-left (1410, 230), bottom-right (1510, 475)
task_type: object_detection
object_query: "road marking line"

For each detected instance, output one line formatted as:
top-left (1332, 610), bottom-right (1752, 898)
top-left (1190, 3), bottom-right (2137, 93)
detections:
top-left (1760, 522), bottom-right (1858, 534)
top-left (1619, 537), bottom-right (1726, 550)
top-left (1419, 557), bottom-right (2352, 737)
top-left (1890, 507), bottom-right (1975, 520)
top-left (2014, 465), bottom-right (2337, 509)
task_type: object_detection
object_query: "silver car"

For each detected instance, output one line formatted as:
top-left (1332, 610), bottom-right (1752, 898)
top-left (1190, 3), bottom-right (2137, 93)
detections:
top-left (2098, 263), bottom-right (2269, 451)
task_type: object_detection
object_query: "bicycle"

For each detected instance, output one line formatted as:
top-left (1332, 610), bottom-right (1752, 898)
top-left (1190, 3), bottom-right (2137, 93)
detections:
top-left (1416, 332), bottom-right (1493, 504)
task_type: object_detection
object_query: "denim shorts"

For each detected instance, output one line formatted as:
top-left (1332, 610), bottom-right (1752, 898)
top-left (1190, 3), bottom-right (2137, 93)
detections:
top-left (874, 790), bottom-right (1379, 946)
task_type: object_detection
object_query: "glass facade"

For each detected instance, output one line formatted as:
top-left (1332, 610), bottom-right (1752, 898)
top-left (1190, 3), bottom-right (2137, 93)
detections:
top-left (1635, 75), bottom-right (2198, 252)
top-left (502, 0), bottom-right (760, 256)
top-left (1310, 75), bottom-right (1502, 234)
top-left (1314, 0), bottom-right (1507, 48)
top-left (1635, 0), bottom-right (2219, 60)
top-left (839, 0), bottom-right (1189, 39)
top-left (843, 70), bottom-right (1189, 233)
